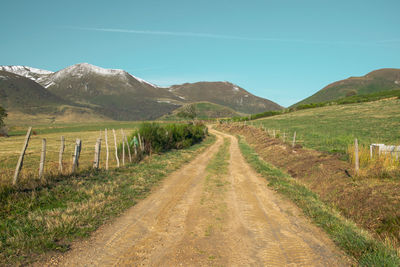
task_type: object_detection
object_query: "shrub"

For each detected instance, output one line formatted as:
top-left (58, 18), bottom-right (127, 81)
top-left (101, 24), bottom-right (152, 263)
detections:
top-left (123, 122), bottom-right (207, 157)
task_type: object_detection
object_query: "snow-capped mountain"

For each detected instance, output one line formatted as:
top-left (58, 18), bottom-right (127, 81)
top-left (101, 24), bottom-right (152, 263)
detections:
top-left (0, 63), bottom-right (282, 121)
top-left (0, 65), bottom-right (53, 82)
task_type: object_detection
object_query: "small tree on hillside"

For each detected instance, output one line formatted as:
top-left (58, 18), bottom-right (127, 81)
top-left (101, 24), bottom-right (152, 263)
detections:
top-left (0, 106), bottom-right (7, 127)
top-left (177, 104), bottom-right (197, 120)
top-left (0, 106), bottom-right (8, 136)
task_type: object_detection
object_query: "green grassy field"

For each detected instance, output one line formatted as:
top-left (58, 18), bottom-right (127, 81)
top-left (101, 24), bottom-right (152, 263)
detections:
top-left (252, 98), bottom-right (400, 154)
top-left (7, 121), bottom-right (145, 136)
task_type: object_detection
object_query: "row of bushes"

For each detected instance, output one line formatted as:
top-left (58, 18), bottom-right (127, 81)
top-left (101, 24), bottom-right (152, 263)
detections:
top-left (120, 122), bottom-right (208, 157)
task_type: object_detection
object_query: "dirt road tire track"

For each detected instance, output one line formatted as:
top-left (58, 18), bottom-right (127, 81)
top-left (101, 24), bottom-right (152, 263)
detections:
top-left (42, 129), bottom-right (349, 266)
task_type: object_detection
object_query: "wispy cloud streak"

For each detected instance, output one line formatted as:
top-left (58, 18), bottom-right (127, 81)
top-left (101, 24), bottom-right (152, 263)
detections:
top-left (65, 26), bottom-right (398, 47)
top-left (68, 26), bottom-right (307, 42)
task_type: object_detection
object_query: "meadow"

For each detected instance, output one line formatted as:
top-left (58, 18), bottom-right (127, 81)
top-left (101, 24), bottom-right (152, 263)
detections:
top-left (251, 98), bottom-right (400, 155)
top-left (0, 121), bottom-right (141, 186)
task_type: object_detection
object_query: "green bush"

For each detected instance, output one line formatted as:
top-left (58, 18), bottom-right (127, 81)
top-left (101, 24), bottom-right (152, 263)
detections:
top-left (122, 122), bottom-right (207, 157)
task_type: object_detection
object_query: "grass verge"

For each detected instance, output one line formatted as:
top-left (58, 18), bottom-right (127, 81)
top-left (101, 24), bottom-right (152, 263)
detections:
top-left (237, 135), bottom-right (400, 266)
top-left (0, 134), bottom-right (216, 266)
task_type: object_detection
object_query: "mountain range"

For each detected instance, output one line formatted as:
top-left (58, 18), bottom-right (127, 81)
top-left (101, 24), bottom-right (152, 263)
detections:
top-left (0, 63), bottom-right (282, 122)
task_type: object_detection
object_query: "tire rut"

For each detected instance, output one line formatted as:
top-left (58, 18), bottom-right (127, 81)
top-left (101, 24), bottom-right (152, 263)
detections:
top-left (42, 129), bottom-right (350, 266)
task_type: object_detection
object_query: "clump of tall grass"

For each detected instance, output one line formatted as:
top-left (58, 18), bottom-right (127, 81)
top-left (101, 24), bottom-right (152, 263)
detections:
top-left (347, 144), bottom-right (400, 179)
top-left (121, 122), bottom-right (208, 158)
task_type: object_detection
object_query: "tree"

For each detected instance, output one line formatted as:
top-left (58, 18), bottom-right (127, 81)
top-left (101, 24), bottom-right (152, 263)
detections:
top-left (177, 104), bottom-right (197, 120)
top-left (0, 106), bottom-right (7, 127)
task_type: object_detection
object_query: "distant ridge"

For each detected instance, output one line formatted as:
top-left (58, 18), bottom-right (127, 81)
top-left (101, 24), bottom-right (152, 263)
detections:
top-left (0, 63), bottom-right (282, 122)
top-left (293, 68), bottom-right (400, 106)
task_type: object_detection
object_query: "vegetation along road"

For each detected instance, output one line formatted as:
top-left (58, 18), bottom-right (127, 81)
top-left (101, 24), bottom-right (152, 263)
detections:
top-left (41, 129), bottom-right (349, 266)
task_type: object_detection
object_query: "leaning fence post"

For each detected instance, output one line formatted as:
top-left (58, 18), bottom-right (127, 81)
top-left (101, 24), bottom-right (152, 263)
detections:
top-left (105, 129), bottom-right (109, 170)
top-left (59, 136), bottom-right (65, 172)
top-left (93, 138), bottom-right (101, 169)
top-left (292, 131), bottom-right (296, 148)
top-left (13, 127), bottom-right (32, 185)
top-left (39, 139), bottom-right (46, 180)
top-left (355, 138), bottom-right (359, 174)
top-left (112, 129), bottom-right (120, 167)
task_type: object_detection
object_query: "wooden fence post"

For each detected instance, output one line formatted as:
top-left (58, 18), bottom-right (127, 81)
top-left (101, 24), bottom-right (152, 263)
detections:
top-left (59, 136), bottom-right (65, 172)
top-left (370, 145), bottom-right (373, 160)
top-left (13, 127), bottom-right (32, 185)
top-left (283, 132), bottom-right (286, 142)
top-left (122, 129), bottom-right (132, 163)
top-left (113, 129), bottom-right (120, 167)
top-left (134, 135), bottom-right (138, 156)
top-left (355, 138), bottom-right (359, 174)
top-left (292, 131), bottom-right (296, 148)
top-left (138, 133), bottom-right (143, 152)
top-left (39, 139), bottom-right (46, 180)
top-left (72, 139), bottom-right (81, 173)
top-left (121, 131), bottom-right (125, 166)
top-left (105, 129), bottom-right (109, 170)
top-left (93, 138), bottom-right (101, 169)
top-left (273, 129), bottom-right (276, 138)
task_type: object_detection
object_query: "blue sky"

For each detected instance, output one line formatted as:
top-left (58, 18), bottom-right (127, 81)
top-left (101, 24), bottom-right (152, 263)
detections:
top-left (1, 0), bottom-right (399, 107)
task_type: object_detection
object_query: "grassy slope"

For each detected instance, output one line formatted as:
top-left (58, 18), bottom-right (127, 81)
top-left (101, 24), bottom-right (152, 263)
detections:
top-left (161, 102), bottom-right (242, 120)
top-left (294, 68), bottom-right (400, 106)
top-left (0, 134), bottom-right (216, 266)
top-left (238, 136), bottom-right (400, 266)
top-left (253, 98), bottom-right (400, 154)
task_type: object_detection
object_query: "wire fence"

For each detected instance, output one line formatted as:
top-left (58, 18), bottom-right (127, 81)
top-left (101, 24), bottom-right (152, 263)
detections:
top-left (0, 128), bottom-right (135, 185)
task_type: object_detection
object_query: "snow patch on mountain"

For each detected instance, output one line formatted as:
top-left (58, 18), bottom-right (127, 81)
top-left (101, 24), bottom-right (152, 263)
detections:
top-left (44, 82), bottom-right (56, 88)
top-left (49, 63), bottom-right (126, 80)
top-left (0, 65), bottom-right (53, 81)
top-left (130, 74), bottom-right (160, 88)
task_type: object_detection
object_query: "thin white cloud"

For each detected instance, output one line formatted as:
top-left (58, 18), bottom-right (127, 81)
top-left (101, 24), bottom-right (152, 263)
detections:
top-left (64, 26), bottom-right (398, 47)
top-left (67, 26), bottom-right (305, 42)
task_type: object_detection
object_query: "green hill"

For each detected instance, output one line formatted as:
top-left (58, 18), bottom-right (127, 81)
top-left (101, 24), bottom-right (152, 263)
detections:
top-left (294, 68), bottom-right (400, 106)
top-left (169, 81), bottom-right (282, 114)
top-left (253, 98), bottom-right (400, 154)
top-left (161, 102), bottom-right (242, 120)
top-left (0, 71), bottom-right (67, 114)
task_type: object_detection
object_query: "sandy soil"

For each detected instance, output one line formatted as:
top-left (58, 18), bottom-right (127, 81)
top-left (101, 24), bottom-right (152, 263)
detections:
top-left (40, 129), bottom-right (349, 266)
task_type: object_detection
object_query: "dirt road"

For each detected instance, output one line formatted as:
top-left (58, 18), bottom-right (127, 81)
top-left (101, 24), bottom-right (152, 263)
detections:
top-left (43, 129), bottom-right (349, 266)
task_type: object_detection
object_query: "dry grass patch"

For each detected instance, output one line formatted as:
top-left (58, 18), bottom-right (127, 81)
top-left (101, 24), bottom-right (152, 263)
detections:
top-left (0, 134), bottom-right (216, 266)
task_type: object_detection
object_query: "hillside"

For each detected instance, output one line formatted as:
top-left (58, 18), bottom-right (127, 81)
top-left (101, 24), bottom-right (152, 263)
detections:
top-left (254, 98), bottom-right (400, 154)
top-left (0, 71), bottom-right (67, 114)
top-left (160, 101), bottom-right (242, 120)
top-left (168, 81), bottom-right (282, 114)
top-left (294, 68), bottom-right (400, 106)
